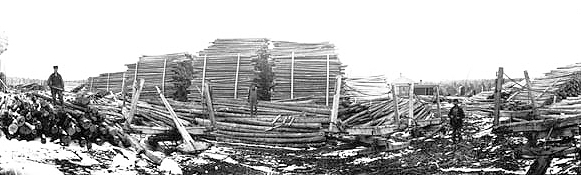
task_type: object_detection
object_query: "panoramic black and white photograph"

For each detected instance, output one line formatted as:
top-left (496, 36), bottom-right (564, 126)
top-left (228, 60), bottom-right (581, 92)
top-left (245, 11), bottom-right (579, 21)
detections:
top-left (0, 0), bottom-right (580, 174)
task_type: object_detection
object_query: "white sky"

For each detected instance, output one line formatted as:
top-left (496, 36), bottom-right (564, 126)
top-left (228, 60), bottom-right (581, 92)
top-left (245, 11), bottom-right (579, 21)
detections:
top-left (0, 0), bottom-right (580, 82)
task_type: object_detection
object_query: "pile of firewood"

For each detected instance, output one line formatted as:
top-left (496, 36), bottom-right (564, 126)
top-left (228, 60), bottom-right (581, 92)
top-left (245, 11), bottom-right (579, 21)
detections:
top-left (511, 63), bottom-right (581, 106)
top-left (0, 92), bottom-right (132, 149)
top-left (270, 41), bottom-right (345, 105)
top-left (338, 97), bottom-right (433, 128)
top-left (125, 53), bottom-right (194, 101)
top-left (190, 38), bottom-right (271, 100)
top-left (87, 72), bottom-right (125, 93)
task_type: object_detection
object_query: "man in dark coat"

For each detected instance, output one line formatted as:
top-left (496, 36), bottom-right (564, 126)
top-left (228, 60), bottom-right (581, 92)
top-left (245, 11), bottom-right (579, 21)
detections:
top-left (47, 66), bottom-right (64, 106)
top-left (448, 99), bottom-right (465, 143)
top-left (248, 83), bottom-right (258, 117)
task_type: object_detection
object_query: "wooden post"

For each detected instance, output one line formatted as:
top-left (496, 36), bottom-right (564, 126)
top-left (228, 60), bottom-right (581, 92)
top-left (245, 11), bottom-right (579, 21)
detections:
top-left (201, 54), bottom-right (207, 97)
top-left (106, 73), bottom-right (110, 92)
top-left (204, 81), bottom-right (216, 129)
top-left (409, 83), bottom-right (414, 126)
top-left (234, 53), bottom-right (241, 99)
top-left (329, 75), bottom-right (342, 132)
top-left (325, 54), bottom-right (330, 106)
top-left (524, 71), bottom-right (537, 119)
top-left (132, 61), bottom-right (139, 97)
top-left (89, 77), bottom-right (94, 92)
top-left (155, 86), bottom-right (203, 152)
top-left (125, 79), bottom-right (144, 129)
top-left (493, 67), bottom-right (503, 126)
top-left (436, 85), bottom-right (442, 122)
top-left (392, 84), bottom-right (399, 126)
top-left (161, 58), bottom-right (167, 94)
top-left (290, 52), bottom-right (295, 99)
top-left (121, 73), bottom-right (126, 107)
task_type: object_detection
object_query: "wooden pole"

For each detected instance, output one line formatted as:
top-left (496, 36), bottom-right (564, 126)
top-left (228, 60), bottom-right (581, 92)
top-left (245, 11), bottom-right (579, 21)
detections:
top-left (326, 54), bottom-right (330, 106)
top-left (156, 86), bottom-right (203, 152)
top-left (409, 83), bottom-right (414, 126)
top-left (290, 52), bottom-right (295, 99)
top-left (234, 53), bottom-right (241, 99)
top-left (493, 67), bottom-right (504, 126)
top-left (204, 81), bottom-right (216, 129)
top-left (106, 73), bottom-right (110, 92)
top-left (161, 58), bottom-right (167, 94)
top-left (392, 84), bottom-right (399, 126)
top-left (121, 73), bottom-right (126, 107)
top-left (132, 61), bottom-right (139, 97)
top-left (89, 77), bottom-right (94, 92)
top-left (201, 54), bottom-right (207, 96)
top-left (524, 71), bottom-right (537, 119)
top-left (436, 85), bottom-right (442, 122)
top-left (125, 79), bottom-right (144, 129)
top-left (329, 75), bottom-right (342, 132)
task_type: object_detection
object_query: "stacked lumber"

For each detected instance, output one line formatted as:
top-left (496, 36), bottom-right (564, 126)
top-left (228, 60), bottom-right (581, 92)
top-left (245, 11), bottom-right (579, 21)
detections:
top-left (339, 97), bottom-right (434, 128)
top-left (511, 62), bottom-right (581, 106)
top-left (190, 38), bottom-right (270, 100)
top-left (87, 72), bottom-right (125, 93)
top-left (125, 53), bottom-right (194, 101)
top-left (0, 92), bottom-right (134, 148)
top-left (539, 96), bottom-right (581, 117)
top-left (344, 75), bottom-right (390, 102)
top-left (270, 41), bottom-right (345, 105)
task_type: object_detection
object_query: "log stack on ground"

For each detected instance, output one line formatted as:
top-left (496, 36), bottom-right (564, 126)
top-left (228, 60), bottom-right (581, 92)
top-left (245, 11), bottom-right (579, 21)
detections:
top-left (270, 41), bottom-right (346, 105)
top-left (190, 38), bottom-right (271, 100)
top-left (344, 75), bottom-right (390, 102)
top-left (339, 97), bottom-right (435, 128)
top-left (87, 72), bottom-right (125, 93)
top-left (124, 53), bottom-right (194, 101)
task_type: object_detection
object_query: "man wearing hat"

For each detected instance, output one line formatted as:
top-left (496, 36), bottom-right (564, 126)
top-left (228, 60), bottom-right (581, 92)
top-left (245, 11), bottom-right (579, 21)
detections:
top-left (448, 99), bottom-right (465, 143)
top-left (47, 66), bottom-right (64, 106)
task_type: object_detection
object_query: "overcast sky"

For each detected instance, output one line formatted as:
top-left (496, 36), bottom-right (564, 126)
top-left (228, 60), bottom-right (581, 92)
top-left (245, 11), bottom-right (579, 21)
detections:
top-left (0, 0), bottom-right (580, 82)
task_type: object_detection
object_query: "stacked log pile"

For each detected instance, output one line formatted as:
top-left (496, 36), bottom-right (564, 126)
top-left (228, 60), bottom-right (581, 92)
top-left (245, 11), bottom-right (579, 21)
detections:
top-left (344, 75), bottom-right (390, 102)
top-left (87, 72), bottom-right (125, 93)
top-left (270, 41), bottom-right (345, 105)
top-left (511, 62), bottom-right (581, 106)
top-left (339, 97), bottom-right (434, 128)
top-left (0, 92), bottom-right (133, 148)
top-left (190, 38), bottom-right (270, 100)
top-left (137, 98), bottom-right (330, 148)
top-left (125, 53), bottom-right (194, 101)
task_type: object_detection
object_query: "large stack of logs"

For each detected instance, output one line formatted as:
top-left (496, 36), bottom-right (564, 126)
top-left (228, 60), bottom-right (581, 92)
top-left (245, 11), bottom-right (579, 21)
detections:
top-left (511, 62), bottom-right (581, 106)
top-left (0, 92), bottom-right (132, 148)
top-left (270, 41), bottom-right (345, 105)
top-left (87, 72), bottom-right (125, 93)
top-left (190, 38), bottom-right (270, 100)
top-left (339, 97), bottom-right (434, 128)
top-left (124, 53), bottom-right (194, 101)
top-left (344, 75), bottom-right (390, 102)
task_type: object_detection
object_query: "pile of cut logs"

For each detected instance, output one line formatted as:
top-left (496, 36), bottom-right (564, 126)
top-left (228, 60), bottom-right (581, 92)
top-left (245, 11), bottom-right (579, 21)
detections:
top-left (270, 41), bottom-right (345, 105)
top-left (339, 97), bottom-right (434, 128)
top-left (511, 62), bottom-right (581, 106)
top-left (0, 92), bottom-right (132, 149)
top-left (190, 38), bottom-right (270, 100)
top-left (87, 72), bottom-right (125, 93)
top-left (344, 75), bottom-right (390, 102)
top-left (124, 53), bottom-right (194, 101)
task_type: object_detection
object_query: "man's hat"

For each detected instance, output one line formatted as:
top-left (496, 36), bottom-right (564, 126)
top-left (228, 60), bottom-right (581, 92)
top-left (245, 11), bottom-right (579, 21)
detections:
top-left (53, 66), bottom-right (58, 69)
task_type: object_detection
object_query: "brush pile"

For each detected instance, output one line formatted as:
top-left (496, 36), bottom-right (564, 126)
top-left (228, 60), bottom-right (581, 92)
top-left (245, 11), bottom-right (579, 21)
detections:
top-left (270, 41), bottom-right (345, 105)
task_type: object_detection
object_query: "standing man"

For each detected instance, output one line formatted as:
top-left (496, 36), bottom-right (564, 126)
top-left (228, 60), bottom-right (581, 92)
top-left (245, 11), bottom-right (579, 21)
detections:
top-left (248, 83), bottom-right (258, 117)
top-left (448, 99), bottom-right (465, 143)
top-left (47, 66), bottom-right (64, 106)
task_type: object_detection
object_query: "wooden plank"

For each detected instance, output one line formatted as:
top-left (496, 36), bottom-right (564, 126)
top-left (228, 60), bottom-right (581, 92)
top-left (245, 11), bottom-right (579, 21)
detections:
top-left (392, 84), bottom-right (399, 125)
top-left (125, 79), bottom-right (144, 129)
top-left (204, 81), bottom-right (217, 129)
top-left (524, 71), bottom-right (538, 119)
top-left (329, 75), bottom-right (342, 132)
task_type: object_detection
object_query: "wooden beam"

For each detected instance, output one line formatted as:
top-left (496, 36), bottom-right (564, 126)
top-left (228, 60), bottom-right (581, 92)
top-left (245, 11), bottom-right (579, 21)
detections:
top-left (493, 67), bottom-right (504, 126)
top-left (494, 114), bottom-right (581, 132)
top-left (124, 79), bottom-right (144, 129)
top-left (204, 81), bottom-right (216, 129)
top-left (524, 70), bottom-right (538, 119)
top-left (436, 85), bottom-right (442, 122)
top-left (156, 86), bottom-right (205, 152)
top-left (392, 84), bottom-right (399, 126)
top-left (408, 83), bottom-right (414, 126)
top-left (329, 75), bottom-right (342, 132)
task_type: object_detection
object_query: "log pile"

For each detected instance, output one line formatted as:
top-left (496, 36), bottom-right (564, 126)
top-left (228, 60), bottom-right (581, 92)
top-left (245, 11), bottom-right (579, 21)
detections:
top-left (124, 53), bottom-right (194, 101)
top-left (190, 38), bottom-right (270, 100)
top-left (344, 75), bottom-right (390, 102)
top-left (338, 97), bottom-right (434, 128)
top-left (511, 62), bottom-right (581, 106)
top-left (87, 72), bottom-right (125, 93)
top-left (270, 41), bottom-right (345, 105)
top-left (0, 92), bottom-right (133, 149)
